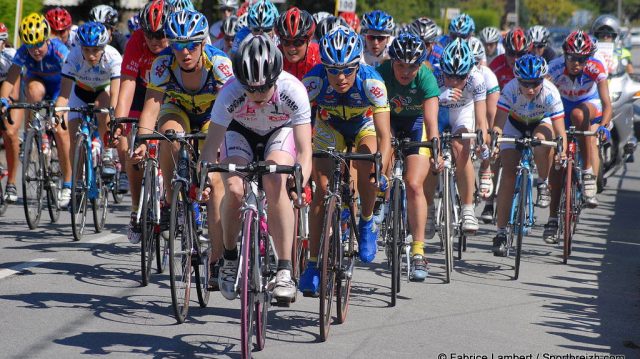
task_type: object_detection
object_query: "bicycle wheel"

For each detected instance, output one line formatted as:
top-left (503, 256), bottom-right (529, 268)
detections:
top-left (514, 170), bottom-right (528, 280)
top-left (194, 213), bottom-right (211, 308)
top-left (240, 209), bottom-right (257, 358)
top-left (442, 171), bottom-right (453, 284)
top-left (562, 161), bottom-right (573, 264)
top-left (71, 137), bottom-right (89, 241)
top-left (390, 179), bottom-right (401, 306)
top-left (336, 200), bottom-right (355, 324)
top-left (140, 163), bottom-right (155, 286)
top-left (22, 130), bottom-right (43, 229)
top-left (157, 230), bottom-right (169, 273)
top-left (45, 134), bottom-right (61, 223)
top-left (255, 216), bottom-right (270, 351)
top-left (0, 173), bottom-right (6, 216)
top-left (91, 168), bottom-right (108, 233)
top-left (168, 181), bottom-right (192, 323)
top-left (319, 197), bottom-right (338, 342)
top-left (112, 165), bottom-right (125, 204)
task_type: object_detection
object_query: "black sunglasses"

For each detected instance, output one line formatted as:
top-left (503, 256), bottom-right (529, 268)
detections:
top-left (243, 84), bottom-right (273, 94)
top-left (281, 38), bottom-right (307, 47)
top-left (144, 30), bottom-right (165, 40)
top-left (518, 79), bottom-right (543, 89)
top-left (566, 54), bottom-right (589, 64)
top-left (445, 73), bottom-right (468, 80)
top-left (506, 50), bottom-right (528, 58)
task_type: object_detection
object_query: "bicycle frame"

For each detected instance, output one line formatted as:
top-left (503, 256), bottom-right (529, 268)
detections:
top-left (509, 145), bottom-right (535, 237)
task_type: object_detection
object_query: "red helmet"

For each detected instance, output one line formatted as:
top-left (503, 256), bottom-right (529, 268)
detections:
top-left (45, 7), bottom-right (72, 31)
top-left (140, 0), bottom-right (167, 33)
top-left (504, 27), bottom-right (532, 54)
top-left (0, 23), bottom-right (8, 41)
top-left (339, 12), bottom-right (360, 32)
top-left (563, 30), bottom-right (596, 56)
top-left (236, 2), bottom-right (250, 17)
top-left (275, 7), bottom-right (315, 40)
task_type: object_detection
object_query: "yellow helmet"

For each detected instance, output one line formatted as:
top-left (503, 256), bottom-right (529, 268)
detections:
top-left (20, 13), bottom-right (50, 45)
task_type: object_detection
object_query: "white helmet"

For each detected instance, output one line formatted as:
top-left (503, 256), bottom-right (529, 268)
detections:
top-left (218, 0), bottom-right (239, 9)
top-left (479, 26), bottom-right (501, 44)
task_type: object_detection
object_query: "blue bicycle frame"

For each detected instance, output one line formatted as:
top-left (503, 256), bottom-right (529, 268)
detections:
top-left (78, 111), bottom-right (101, 200)
top-left (509, 145), bottom-right (535, 236)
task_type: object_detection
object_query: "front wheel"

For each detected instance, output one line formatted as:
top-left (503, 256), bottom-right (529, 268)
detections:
top-left (319, 198), bottom-right (338, 342)
top-left (513, 171), bottom-right (528, 280)
top-left (168, 181), bottom-right (192, 323)
top-left (390, 180), bottom-right (401, 306)
top-left (71, 137), bottom-right (89, 241)
top-left (22, 130), bottom-right (43, 229)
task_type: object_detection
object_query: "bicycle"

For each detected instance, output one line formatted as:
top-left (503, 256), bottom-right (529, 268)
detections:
top-left (312, 146), bottom-right (381, 342)
top-left (3, 101), bottom-right (65, 229)
top-left (492, 131), bottom-right (562, 280)
top-left (434, 130), bottom-right (483, 283)
top-left (291, 184), bottom-right (311, 303)
top-left (557, 126), bottom-right (596, 264)
top-left (381, 137), bottom-right (437, 306)
top-left (68, 104), bottom-right (113, 241)
top-left (137, 130), bottom-right (209, 323)
top-left (199, 156), bottom-right (303, 359)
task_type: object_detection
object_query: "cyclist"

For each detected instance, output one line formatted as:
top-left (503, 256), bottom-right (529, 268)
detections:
top-left (424, 38), bottom-right (488, 237)
top-left (45, 7), bottom-right (76, 50)
top-left (212, 15), bottom-right (238, 55)
top-left (491, 54), bottom-right (567, 255)
top-left (591, 15), bottom-right (633, 74)
top-left (0, 14), bottom-right (71, 206)
top-left (441, 13), bottom-right (476, 48)
top-left (407, 17), bottom-right (443, 72)
top-left (360, 10), bottom-right (395, 67)
top-left (314, 16), bottom-right (348, 42)
top-left (210, 0), bottom-right (239, 40)
top-left (479, 26), bottom-right (504, 64)
top-left (231, 0), bottom-right (279, 54)
top-left (55, 22), bottom-right (121, 187)
top-left (199, 34), bottom-right (312, 303)
top-left (469, 37), bottom-right (501, 222)
top-left (489, 27), bottom-right (532, 89)
top-left (89, 5), bottom-right (128, 55)
top-left (528, 25), bottom-right (556, 63)
top-left (274, 7), bottom-right (320, 80)
top-left (547, 31), bottom-right (611, 220)
top-left (131, 10), bottom-right (232, 264)
top-left (377, 31), bottom-right (440, 281)
top-left (299, 26), bottom-right (392, 294)
top-left (114, 0), bottom-right (170, 244)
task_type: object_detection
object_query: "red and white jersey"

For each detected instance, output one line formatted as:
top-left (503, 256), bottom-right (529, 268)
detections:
top-left (547, 56), bottom-right (607, 103)
top-left (489, 54), bottom-right (514, 90)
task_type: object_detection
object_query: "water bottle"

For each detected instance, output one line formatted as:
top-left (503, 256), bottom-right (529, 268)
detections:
top-left (192, 202), bottom-right (202, 227)
top-left (158, 169), bottom-right (165, 205)
top-left (91, 136), bottom-right (101, 169)
top-left (41, 134), bottom-right (50, 157)
top-left (341, 204), bottom-right (350, 242)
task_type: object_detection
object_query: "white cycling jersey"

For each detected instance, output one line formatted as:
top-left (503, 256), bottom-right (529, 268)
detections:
top-left (0, 47), bottom-right (17, 82)
top-left (547, 55), bottom-right (607, 104)
top-left (361, 38), bottom-right (392, 67)
top-left (437, 66), bottom-right (486, 113)
top-left (211, 71), bottom-right (311, 136)
top-left (61, 45), bottom-right (122, 91)
top-left (497, 78), bottom-right (564, 124)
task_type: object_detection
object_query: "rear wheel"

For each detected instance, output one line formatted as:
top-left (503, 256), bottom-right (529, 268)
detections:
top-left (168, 181), bottom-right (192, 323)
top-left (240, 209), bottom-right (256, 358)
top-left (92, 170), bottom-right (108, 233)
top-left (390, 180), bottom-right (401, 306)
top-left (46, 134), bottom-right (61, 223)
top-left (141, 164), bottom-right (155, 286)
top-left (443, 172), bottom-right (453, 284)
top-left (514, 171), bottom-right (528, 280)
top-left (22, 130), bottom-right (43, 229)
top-left (319, 198), bottom-right (338, 342)
top-left (562, 162), bottom-right (573, 264)
top-left (336, 201), bottom-right (354, 324)
top-left (71, 137), bottom-right (89, 241)
top-left (112, 165), bottom-right (125, 203)
top-left (194, 211), bottom-right (211, 308)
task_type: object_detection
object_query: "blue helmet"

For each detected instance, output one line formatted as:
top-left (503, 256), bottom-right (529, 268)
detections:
top-left (128, 15), bottom-right (140, 33)
top-left (440, 38), bottom-right (474, 76)
top-left (320, 25), bottom-right (363, 67)
top-left (514, 54), bottom-right (548, 80)
top-left (166, 0), bottom-right (196, 12)
top-left (248, 0), bottom-right (279, 31)
top-left (165, 10), bottom-right (209, 42)
top-left (76, 21), bottom-right (110, 47)
top-left (389, 31), bottom-right (427, 64)
top-left (448, 13), bottom-right (475, 38)
top-left (361, 10), bottom-right (394, 35)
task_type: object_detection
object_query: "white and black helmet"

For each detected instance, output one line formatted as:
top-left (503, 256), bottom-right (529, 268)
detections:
top-left (408, 17), bottom-right (438, 43)
top-left (237, 13), bottom-right (248, 29)
top-left (528, 25), bottom-right (549, 46)
top-left (89, 5), bottom-right (119, 27)
top-left (233, 34), bottom-right (283, 88)
top-left (313, 11), bottom-right (331, 24)
top-left (217, 0), bottom-right (239, 9)
top-left (222, 15), bottom-right (238, 37)
top-left (479, 26), bottom-right (501, 44)
top-left (468, 37), bottom-right (486, 64)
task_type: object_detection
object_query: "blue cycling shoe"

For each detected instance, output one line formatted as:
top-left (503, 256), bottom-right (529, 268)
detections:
top-left (358, 217), bottom-right (378, 263)
top-left (299, 262), bottom-right (320, 297)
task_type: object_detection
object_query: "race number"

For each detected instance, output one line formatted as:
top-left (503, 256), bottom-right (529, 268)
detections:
top-left (337, 0), bottom-right (357, 13)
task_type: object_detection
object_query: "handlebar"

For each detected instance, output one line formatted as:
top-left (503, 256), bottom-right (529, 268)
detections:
top-left (135, 130), bottom-right (207, 145)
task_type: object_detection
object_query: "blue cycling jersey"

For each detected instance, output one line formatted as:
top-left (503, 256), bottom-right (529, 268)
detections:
top-left (427, 44), bottom-right (443, 73)
top-left (13, 38), bottom-right (69, 79)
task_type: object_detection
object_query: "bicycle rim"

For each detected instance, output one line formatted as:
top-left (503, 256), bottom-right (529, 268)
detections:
top-left (390, 180), bottom-right (400, 306)
top-left (337, 203), bottom-right (353, 324)
top-left (443, 172), bottom-right (452, 283)
top-left (168, 182), bottom-right (191, 323)
top-left (319, 198), bottom-right (337, 342)
top-left (22, 131), bottom-right (43, 229)
top-left (563, 163), bottom-right (573, 264)
top-left (141, 166), bottom-right (155, 286)
top-left (240, 209), bottom-right (256, 358)
top-left (514, 171), bottom-right (528, 280)
top-left (71, 138), bottom-right (88, 241)
top-left (46, 135), bottom-right (61, 223)
top-left (92, 173), bottom-right (108, 232)
top-left (255, 217), bottom-right (269, 351)
top-left (195, 224), bottom-right (211, 308)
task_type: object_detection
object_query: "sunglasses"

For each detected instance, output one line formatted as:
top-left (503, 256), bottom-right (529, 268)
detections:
top-left (171, 41), bottom-right (200, 52)
top-left (506, 50), bottom-right (528, 58)
top-left (325, 65), bottom-right (359, 76)
top-left (444, 73), bottom-right (468, 81)
top-left (566, 54), bottom-right (589, 64)
top-left (281, 38), bottom-right (307, 47)
top-left (518, 79), bottom-right (543, 89)
top-left (594, 31), bottom-right (616, 39)
top-left (144, 30), bottom-right (165, 40)
top-left (534, 43), bottom-right (546, 48)
top-left (251, 27), bottom-right (273, 35)
top-left (243, 84), bottom-right (273, 94)
top-left (25, 41), bottom-right (46, 49)
top-left (224, 35), bottom-right (235, 42)
top-left (366, 34), bottom-right (390, 42)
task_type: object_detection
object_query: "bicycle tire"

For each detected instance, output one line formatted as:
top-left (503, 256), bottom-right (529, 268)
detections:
top-left (514, 170), bottom-right (528, 280)
top-left (194, 215), bottom-right (211, 308)
top-left (240, 209), bottom-right (256, 358)
top-left (291, 207), bottom-right (301, 303)
top-left (112, 166), bottom-right (125, 203)
top-left (0, 177), bottom-right (6, 216)
top-left (46, 134), bottom-right (61, 223)
top-left (168, 182), bottom-right (192, 323)
top-left (255, 216), bottom-right (270, 351)
top-left (157, 232), bottom-right (168, 273)
top-left (562, 161), bottom-right (573, 264)
top-left (319, 197), bottom-right (338, 342)
top-left (336, 200), bottom-right (355, 324)
top-left (443, 171), bottom-right (453, 283)
top-left (141, 164), bottom-right (155, 286)
top-left (91, 170), bottom-right (108, 233)
top-left (71, 137), bottom-right (89, 241)
top-left (390, 179), bottom-right (401, 306)
top-left (22, 130), bottom-right (43, 229)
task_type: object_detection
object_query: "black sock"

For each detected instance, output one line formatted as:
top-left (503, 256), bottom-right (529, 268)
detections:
top-left (224, 248), bottom-right (238, 261)
top-left (277, 260), bottom-right (292, 272)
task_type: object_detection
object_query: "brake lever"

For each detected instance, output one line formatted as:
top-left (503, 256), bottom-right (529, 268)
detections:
top-left (197, 160), bottom-right (210, 202)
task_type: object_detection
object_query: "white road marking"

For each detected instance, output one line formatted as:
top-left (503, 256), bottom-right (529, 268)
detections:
top-left (88, 233), bottom-right (124, 244)
top-left (0, 258), bottom-right (56, 280)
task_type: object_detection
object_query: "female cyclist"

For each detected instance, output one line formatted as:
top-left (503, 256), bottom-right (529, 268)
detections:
top-left (274, 7), bottom-right (320, 80)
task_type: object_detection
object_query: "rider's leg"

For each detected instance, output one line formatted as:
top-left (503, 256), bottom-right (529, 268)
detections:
top-left (3, 82), bottom-right (25, 187)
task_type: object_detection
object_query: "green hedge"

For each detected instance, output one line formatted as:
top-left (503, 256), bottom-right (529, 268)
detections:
top-left (466, 9), bottom-right (501, 31)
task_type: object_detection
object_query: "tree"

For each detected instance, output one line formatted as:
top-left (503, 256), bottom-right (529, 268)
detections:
top-left (0, 0), bottom-right (43, 46)
top-left (524, 0), bottom-right (577, 26)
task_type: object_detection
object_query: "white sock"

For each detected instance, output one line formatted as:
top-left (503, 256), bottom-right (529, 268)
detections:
top-left (584, 167), bottom-right (594, 175)
top-left (463, 204), bottom-right (474, 213)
